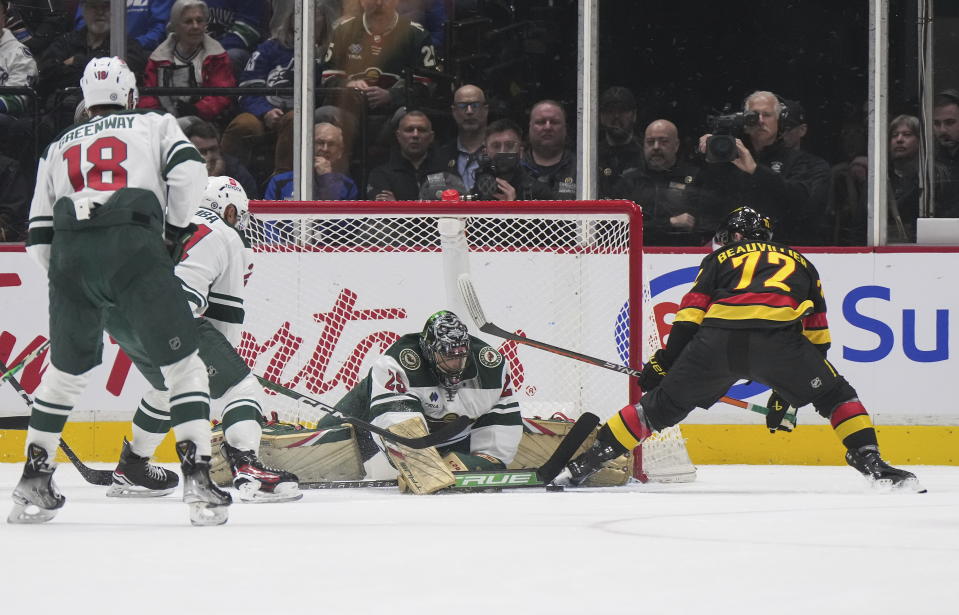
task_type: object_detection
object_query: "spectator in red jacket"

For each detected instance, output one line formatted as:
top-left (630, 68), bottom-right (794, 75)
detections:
top-left (138, 0), bottom-right (236, 124)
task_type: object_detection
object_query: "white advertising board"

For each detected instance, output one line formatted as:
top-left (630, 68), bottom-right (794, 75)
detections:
top-left (2, 248), bottom-right (956, 425)
top-left (646, 251), bottom-right (959, 424)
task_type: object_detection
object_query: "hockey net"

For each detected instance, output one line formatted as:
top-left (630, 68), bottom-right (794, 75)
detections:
top-left (241, 200), bottom-right (693, 481)
top-left (631, 272), bottom-right (697, 483)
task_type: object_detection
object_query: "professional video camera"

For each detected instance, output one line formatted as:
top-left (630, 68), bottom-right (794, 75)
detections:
top-left (705, 109), bottom-right (759, 163)
top-left (472, 152), bottom-right (521, 200)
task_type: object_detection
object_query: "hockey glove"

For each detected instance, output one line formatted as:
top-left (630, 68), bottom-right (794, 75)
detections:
top-left (638, 350), bottom-right (670, 392)
top-left (765, 391), bottom-right (796, 433)
top-left (164, 222), bottom-right (197, 262)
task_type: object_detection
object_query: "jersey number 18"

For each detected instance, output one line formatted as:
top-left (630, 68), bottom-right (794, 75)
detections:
top-left (63, 136), bottom-right (129, 191)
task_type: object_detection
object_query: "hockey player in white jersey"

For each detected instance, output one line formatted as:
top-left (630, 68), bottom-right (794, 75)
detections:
top-left (11, 57), bottom-right (230, 526)
top-left (319, 311), bottom-right (523, 494)
top-left (107, 176), bottom-right (301, 503)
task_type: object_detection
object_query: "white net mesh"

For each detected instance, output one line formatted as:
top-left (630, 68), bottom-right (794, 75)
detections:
top-left (242, 202), bottom-right (642, 428)
top-left (633, 257), bottom-right (697, 483)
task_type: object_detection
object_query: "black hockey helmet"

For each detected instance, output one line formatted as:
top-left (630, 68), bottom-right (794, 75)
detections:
top-left (714, 206), bottom-right (774, 245)
top-left (419, 311), bottom-right (470, 389)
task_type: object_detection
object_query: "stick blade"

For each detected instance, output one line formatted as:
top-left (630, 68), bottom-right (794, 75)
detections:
top-left (456, 273), bottom-right (489, 329)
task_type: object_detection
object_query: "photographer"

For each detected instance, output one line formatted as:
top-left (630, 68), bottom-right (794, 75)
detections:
top-left (696, 91), bottom-right (830, 244)
top-left (470, 119), bottom-right (554, 201)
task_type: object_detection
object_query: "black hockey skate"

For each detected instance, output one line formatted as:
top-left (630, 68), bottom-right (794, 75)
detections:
top-left (845, 445), bottom-right (926, 493)
top-left (222, 442), bottom-right (302, 503)
top-left (8, 444), bottom-right (66, 524)
top-left (176, 440), bottom-right (232, 526)
top-left (106, 439), bottom-right (179, 498)
top-left (552, 437), bottom-right (627, 487)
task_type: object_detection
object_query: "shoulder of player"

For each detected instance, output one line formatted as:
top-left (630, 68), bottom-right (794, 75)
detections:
top-left (468, 337), bottom-right (506, 373)
top-left (382, 333), bottom-right (424, 366)
top-left (192, 211), bottom-right (245, 247)
top-left (710, 239), bottom-right (814, 268)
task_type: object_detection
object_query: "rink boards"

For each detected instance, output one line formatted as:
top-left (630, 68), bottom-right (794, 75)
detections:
top-left (1, 245), bottom-right (957, 464)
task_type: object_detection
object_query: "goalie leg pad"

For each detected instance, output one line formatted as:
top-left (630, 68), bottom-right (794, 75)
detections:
top-left (210, 422), bottom-right (365, 486)
top-left (385, 417), bottom-right (454, 495)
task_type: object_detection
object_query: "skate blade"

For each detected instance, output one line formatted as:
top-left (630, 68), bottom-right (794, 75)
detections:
top-left (106, 483), bottom-right (176, 498)
top-left (872, 476), bottom-right (927, 494)
top-left (7, 500), bottom-right (59, 524)
top-left (237, 481), bottom-right (303, 503)
top-left (188, 502), bottom-right (229, 526)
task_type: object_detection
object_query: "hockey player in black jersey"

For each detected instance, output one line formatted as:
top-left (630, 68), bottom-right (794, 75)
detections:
top-left (554, 206), bottom-right (924, 492)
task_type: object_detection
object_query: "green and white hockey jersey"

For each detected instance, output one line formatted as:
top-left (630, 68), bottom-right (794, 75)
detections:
top-left (176, 207), bottom-right (253, 346)
top-left (337, 333), bottom-right (523, 464)
top-left (26, 110), bottom-right (206, 271)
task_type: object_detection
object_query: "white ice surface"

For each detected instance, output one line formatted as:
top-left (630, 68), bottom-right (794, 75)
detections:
top-left (0, 463), bottom-right (956, 615)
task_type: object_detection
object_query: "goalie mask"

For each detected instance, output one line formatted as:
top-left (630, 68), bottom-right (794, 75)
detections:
top-left (713, 206), bottom-right (773, 246)
top-left (202, 176), bottom-right (251, 231)
top-left (80, 56), bottom-right (139, 110)
top-left (419, 311), bottom-right (470, 389)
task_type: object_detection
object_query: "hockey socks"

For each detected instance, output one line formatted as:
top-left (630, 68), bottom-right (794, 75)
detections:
top-left (829, 400), bottom-right (877, 451)
top-left (607, 403), bottom-right (654, 451)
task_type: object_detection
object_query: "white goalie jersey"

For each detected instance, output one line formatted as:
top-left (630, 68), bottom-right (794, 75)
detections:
top-left (176, 207), bottom-right (253, 345)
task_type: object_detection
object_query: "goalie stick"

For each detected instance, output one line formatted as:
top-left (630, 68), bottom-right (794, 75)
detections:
top-left (299, 412), bottom-right (600, 491)
top-left (457, 274), bottom-right (797, 426)
top-left (0, 356), bottom-right (114, 486)
top-left (255, 375), bottom-right (472, 449)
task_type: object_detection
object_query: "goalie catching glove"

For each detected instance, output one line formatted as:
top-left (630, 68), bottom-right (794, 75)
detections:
top-left (639, 350), bottom-right (670, 392)
top-left (765, 390), bottom-right (796, 433)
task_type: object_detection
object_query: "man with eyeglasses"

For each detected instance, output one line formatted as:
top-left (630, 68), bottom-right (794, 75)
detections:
top-left (437, 84), bottom-right (489, 192)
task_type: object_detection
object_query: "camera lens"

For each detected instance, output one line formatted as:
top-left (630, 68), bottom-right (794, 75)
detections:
top-left (706, 135), bottom-right (738, 163)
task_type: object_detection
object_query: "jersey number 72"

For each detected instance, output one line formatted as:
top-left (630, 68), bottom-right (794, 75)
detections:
top-left (63, 136), bottom-right (129, 191)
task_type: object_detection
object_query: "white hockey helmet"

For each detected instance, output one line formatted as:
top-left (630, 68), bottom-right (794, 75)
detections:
top-left (80, 56), bottom-right (139, 110)
top-left (202, 176), bottom-right (251, 231)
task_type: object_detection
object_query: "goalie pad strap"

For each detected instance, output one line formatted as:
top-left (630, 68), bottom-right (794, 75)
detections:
top-left (444, 452), bottom-right (505, 472)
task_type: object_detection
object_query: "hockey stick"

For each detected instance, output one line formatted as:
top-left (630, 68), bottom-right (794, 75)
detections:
top-left (301, 470), bottom-right (548, 492)
top-left (0, 357), bottom-right (114, 486)
top-left (299, 412), bottom-right (600, 491)
top-left (255, 375), bottom-right (472, 449)
top-left (0, 339), bottom-right (50, 384)
top-left (457, 274), bottom-right (797, 426)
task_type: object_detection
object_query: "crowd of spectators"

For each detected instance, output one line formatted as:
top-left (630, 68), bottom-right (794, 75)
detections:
top-left (1, 0), bottom-right (958, 247)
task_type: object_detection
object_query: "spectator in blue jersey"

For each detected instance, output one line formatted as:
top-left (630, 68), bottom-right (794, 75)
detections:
top-left (264, 122), bottom-right (358, 200)
top-left (75, 0), bottom-right (172, 51)
top-left (203, 0), bottom-right (269, 78)
top-left (220, 1), bottom-right (338, 178)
